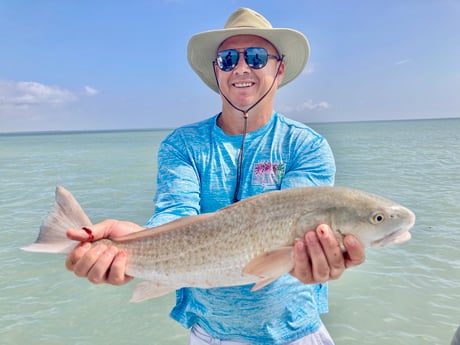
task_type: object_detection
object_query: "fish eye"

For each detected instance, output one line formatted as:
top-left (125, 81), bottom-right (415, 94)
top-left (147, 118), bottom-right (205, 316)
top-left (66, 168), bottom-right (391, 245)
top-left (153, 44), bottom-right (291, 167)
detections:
top-left (371, 212), bottom-right (385, 224)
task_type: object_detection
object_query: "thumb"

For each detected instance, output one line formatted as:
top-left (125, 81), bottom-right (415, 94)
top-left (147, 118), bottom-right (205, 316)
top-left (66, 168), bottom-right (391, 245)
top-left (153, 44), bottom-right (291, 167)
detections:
top-left (65, 219), bottom-right (119, 242)
top-left (66, 219), bottom-right (144, 242)
top-left (66, 226), bottom-right (97, 242)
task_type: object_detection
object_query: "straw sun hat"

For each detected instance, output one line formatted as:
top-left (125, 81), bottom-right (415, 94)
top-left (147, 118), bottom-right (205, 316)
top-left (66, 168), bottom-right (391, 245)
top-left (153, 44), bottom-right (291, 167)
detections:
top-left (187, 8), bottom-right (310, 93)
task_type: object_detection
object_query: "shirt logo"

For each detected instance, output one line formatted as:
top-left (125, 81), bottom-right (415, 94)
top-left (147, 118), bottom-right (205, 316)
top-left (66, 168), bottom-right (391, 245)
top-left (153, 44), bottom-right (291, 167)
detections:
top-left (252, 162), bottom-right (286, 187)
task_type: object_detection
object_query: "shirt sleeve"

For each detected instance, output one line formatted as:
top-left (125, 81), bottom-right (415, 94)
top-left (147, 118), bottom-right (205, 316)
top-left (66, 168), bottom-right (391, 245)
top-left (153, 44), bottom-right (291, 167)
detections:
top-left (145, 133), bottom-right (201, 227)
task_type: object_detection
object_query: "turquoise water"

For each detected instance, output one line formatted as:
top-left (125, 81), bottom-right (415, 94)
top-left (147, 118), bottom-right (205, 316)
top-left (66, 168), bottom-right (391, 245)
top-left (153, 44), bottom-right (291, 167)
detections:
top-left (1, 119), bottom-right (459, 344)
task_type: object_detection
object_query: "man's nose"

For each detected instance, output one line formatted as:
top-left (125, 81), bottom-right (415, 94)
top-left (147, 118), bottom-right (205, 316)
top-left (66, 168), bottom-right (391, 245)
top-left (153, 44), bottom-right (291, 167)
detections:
top-left (233, 52), bottom-right (250, 72)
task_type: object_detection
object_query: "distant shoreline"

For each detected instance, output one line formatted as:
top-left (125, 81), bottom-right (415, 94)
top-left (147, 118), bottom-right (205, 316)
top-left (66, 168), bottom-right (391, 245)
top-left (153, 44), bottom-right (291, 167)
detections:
top-left (0, 116), bottom-right (458, 136)
top-left (0, 127), bottom-right (174, 137)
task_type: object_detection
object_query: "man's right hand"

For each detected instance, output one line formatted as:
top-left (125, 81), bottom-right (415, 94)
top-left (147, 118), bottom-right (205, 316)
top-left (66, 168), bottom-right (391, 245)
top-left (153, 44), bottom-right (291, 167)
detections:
top-left (65, 219), bottom-right (144, 285)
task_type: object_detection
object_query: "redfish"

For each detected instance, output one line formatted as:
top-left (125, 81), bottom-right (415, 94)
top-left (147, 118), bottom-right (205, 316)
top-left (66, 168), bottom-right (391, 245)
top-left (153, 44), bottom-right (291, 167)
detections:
top-left (22, 186), bottom-right (415, 302)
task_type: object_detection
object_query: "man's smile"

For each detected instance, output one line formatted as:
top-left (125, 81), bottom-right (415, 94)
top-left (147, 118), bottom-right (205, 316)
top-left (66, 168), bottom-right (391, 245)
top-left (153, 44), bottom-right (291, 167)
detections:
top-left (233, 81), bottom-right (255, 88)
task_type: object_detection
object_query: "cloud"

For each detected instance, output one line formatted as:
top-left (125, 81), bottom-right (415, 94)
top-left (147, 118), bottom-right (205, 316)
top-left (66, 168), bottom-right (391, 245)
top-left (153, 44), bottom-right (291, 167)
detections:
top-left (84, 85), bottom-right (99, 96)
top-left (302, 63), bottom-right (315, 75)
top-left (0, 80), bottom-right (98, 108)
top-left (0, 80), bottom-right (78, 106)
top-left (395, 59), bottom-right (410, 65)
top-left (277, 99), bottom-right (330, 113)
top-left (297, 100), bottom-right (330, 111)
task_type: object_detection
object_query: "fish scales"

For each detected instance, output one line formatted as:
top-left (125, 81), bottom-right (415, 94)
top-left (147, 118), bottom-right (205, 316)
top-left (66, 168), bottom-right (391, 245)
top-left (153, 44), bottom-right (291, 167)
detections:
top-left (114, 198), bottom-right (289, 291)
top-left (21, 185), bottom-right (415, 302)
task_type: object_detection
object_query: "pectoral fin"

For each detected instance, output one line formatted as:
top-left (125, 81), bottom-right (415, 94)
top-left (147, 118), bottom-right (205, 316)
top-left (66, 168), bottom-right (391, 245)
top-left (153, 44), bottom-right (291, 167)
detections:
top-left (243, 246), bottom-right (295, 291)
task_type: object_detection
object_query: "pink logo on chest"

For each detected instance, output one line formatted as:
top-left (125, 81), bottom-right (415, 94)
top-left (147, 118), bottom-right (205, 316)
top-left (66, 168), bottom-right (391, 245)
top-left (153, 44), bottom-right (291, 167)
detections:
top-left (252, 162), bottom-right (285, 186)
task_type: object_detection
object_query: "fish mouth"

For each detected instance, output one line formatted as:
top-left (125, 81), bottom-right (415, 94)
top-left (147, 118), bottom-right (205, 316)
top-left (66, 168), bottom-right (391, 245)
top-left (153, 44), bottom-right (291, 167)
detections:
top-left (371, 228), bottom-right (412, 248)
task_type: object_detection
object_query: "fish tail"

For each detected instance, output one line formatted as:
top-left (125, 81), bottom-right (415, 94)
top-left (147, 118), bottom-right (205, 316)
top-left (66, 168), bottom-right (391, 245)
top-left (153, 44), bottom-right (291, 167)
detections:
top-left (21, 186), bottom-right (93, 254)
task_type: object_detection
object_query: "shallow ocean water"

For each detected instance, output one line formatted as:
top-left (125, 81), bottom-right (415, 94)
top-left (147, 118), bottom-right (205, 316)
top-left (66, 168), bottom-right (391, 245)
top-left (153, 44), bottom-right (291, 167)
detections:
top-left (1, 118), bottom-right (458, 344)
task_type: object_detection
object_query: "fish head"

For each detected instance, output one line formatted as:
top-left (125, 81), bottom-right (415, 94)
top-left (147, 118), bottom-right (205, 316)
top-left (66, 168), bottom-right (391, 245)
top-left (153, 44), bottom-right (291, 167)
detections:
top-left (330, 190), bottom-right (416, 248)
top-left (363, 205), bottom-right (415, 248)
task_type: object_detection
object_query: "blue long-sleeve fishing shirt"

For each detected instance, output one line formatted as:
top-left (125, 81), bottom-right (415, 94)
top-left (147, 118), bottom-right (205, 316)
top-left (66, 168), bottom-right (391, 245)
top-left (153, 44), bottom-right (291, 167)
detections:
top-left (146, 111), bottom-right (335, 344)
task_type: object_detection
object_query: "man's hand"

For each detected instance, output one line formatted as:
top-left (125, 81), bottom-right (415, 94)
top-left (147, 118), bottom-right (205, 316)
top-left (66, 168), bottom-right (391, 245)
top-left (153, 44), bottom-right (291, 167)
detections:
top-left (290, 224), bottom-right (365, 284)
top-left (65, 219), bottom-right (144, 285)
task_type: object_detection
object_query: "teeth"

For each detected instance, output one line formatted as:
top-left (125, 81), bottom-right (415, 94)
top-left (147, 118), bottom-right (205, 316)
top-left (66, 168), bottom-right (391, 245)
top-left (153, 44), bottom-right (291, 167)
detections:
top-left (234, 82), bottom-right (253, 88)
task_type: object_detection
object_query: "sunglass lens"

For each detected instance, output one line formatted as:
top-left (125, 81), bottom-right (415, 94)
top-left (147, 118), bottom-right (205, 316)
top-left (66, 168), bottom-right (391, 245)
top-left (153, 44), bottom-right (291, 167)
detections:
top-left (217, 49), bottom-right (239, 72)
top-left (245, 48), bottom-right (268, 69)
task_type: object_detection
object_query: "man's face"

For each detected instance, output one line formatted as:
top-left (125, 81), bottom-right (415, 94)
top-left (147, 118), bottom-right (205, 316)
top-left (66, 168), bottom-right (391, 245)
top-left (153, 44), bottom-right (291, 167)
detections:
top-left (215, 35), bottom-right (284, 110)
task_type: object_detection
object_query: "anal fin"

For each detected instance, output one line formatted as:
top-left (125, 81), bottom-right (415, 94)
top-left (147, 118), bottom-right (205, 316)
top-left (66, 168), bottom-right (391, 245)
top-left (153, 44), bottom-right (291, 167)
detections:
top-left (130, 281), bottom-right (176, 303)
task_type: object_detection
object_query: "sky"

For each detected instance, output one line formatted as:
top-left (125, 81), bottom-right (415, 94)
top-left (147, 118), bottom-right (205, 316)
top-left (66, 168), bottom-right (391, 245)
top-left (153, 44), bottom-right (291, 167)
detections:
top-left (0, 0), bottom-right (459, 132)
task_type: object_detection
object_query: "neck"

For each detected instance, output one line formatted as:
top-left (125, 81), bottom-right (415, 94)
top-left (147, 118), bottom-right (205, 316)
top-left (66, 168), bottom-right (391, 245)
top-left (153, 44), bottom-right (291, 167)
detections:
top-left (217, 103), bottom-right (273, 135)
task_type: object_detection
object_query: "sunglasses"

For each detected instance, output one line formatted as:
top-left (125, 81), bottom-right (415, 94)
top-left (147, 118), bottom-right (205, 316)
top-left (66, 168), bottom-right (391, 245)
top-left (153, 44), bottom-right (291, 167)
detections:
top-left (215, 47), bottom-right (281, 72)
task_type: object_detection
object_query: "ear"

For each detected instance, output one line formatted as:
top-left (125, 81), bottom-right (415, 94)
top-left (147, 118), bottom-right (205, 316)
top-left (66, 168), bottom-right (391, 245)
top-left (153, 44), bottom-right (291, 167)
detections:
top-left (276, 61), bottom-right (285, 85)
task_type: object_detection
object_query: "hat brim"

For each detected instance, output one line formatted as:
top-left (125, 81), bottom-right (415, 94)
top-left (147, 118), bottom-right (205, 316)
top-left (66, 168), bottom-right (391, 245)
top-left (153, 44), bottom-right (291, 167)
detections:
top-left (187, 28), bottom-right (310, 93)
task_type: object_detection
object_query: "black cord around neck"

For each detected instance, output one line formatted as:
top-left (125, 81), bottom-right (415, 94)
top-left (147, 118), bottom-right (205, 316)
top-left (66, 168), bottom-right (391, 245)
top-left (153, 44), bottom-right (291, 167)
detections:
top-left (213, 58), bottom-right (284, 202)
top-left (233, 112), bottom-right (248, 202)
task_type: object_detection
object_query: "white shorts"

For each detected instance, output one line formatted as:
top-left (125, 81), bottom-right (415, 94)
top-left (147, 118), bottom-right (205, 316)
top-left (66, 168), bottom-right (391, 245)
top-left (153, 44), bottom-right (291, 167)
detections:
top-left (452, 326), bottom-right (460, 345)
top-left (187, 323), bottom-right (335, 345)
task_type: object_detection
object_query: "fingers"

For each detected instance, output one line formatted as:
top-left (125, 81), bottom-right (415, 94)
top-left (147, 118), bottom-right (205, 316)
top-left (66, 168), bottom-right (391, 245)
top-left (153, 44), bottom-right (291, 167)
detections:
top-left (343, 234), bottom-right (366, 268)
top-left (291, 229), bottom-right (332, 284)
top-left (65, 242), bottom-right (91, 271)
top-left (299, 225), bottom-right (343, 282)
top-left (291, 224), bottom-right (365, 284)
top-left (314, 224), bottom-right (345, 280)
top-left (65, 219), bottom-right (141, 285)
top-left (65, 242), bottom-right (132, 285)
top-left (106, 250), bottom-right (133, 285)
top-left (85, 246), bottom-right (131, 285)
top-left (303, 230), bottom-right (330, 283)
top-left (291, 240), bottom-right (313, 283)
top-left (73, 244), bottom-right (109, 280)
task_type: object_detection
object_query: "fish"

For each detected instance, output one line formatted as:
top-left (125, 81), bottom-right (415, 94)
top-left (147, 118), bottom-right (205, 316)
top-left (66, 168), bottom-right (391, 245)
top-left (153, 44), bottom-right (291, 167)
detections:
top-left (22, 185), bottom-right (415, 302)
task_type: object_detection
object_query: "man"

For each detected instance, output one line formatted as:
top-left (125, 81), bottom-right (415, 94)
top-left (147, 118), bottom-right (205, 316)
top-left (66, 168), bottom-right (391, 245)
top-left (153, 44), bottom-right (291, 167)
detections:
top-left (66, 8), bottom-right (365, 344)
